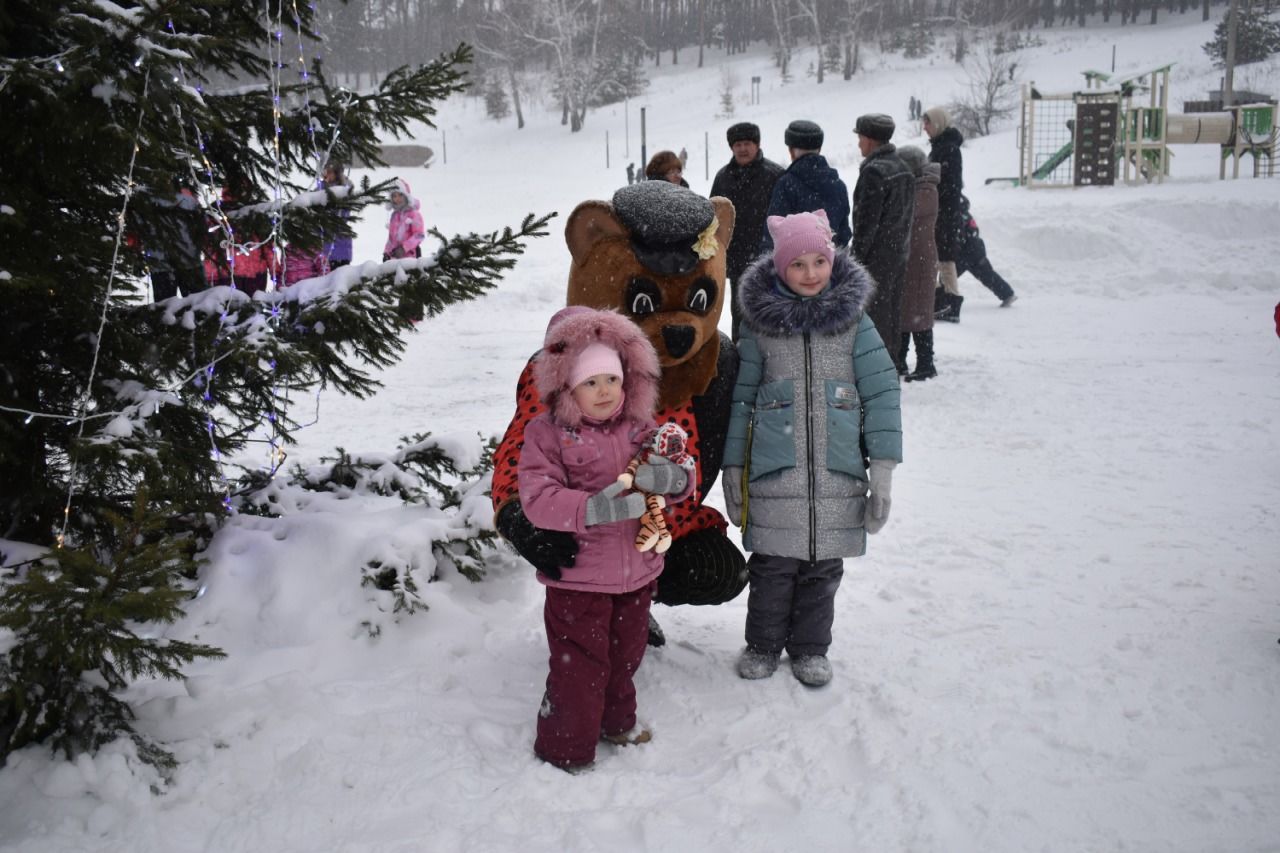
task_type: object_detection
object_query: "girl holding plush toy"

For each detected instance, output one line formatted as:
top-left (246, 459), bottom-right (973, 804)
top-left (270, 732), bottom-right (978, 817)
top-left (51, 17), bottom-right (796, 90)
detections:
top-left (518, 306), bottom-right (694, 771)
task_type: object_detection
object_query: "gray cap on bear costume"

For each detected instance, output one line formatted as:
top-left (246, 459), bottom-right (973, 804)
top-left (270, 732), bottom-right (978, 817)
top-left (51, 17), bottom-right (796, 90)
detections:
top-left (611, 181), bottom-right (716, 277)
top-left (784, 119), bottom-right (824, 150)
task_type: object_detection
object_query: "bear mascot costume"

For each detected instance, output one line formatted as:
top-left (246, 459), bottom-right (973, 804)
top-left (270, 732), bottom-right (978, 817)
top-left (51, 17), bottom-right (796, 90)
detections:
top-left (492, 181), bottom-right (747, 643)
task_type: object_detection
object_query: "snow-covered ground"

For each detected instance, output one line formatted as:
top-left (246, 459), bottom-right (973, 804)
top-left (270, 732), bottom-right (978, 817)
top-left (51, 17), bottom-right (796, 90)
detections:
top-left (3, 11), bottom-right (1279, 853)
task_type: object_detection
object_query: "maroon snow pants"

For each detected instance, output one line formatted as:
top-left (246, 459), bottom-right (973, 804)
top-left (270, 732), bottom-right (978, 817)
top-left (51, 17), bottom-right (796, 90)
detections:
top-left (534, 582), bottom-right (654, 768)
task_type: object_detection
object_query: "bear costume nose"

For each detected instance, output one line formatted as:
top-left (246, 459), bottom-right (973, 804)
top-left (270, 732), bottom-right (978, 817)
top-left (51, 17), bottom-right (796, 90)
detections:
top-left (662, 324), bottom-right (695, 358)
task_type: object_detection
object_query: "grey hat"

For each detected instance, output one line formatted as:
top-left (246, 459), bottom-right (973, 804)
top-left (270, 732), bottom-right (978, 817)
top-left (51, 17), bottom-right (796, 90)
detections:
top-left (726, 122), bottom-right (761, 146)
top-left (855, 113), bottom-right (895, 143)
top-left (897, 145), bottom-right (927, 176)
top-left (784, 119), bottom-right (824, 150)
top-left (611, 181), bottom-right (716, 277)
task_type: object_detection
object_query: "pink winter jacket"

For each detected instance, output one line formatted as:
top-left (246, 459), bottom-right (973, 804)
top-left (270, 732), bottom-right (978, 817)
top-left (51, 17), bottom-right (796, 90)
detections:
top-left (519, 411), bottom-right (694, 595)
top-left (383, 178), bottom-right (425, 259)
top-left (517, 306), bottom-right (693, 594)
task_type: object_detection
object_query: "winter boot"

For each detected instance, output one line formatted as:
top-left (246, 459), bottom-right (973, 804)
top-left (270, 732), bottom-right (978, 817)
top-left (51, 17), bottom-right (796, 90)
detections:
top-left (1000, 292), bottom-right (1018, 308)
top-left (937, 293), bottom-right (963, 323)
top-left (737, 647), bottom-right (781, 679)
top-left (646, 612), bottom-right (666, 647)
top-left (904, 330), bottom-right (937, 382)
top-left (897, 333), bottom-right (911, 376)
top-left (601, 725), bottom-right (652, 747)
top-left (790, 654), bottom-right (833, 687)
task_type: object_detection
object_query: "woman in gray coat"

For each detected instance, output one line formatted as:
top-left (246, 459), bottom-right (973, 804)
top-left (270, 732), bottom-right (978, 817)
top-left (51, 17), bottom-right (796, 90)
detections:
top-left (722, 211), bottom-right (902, 687)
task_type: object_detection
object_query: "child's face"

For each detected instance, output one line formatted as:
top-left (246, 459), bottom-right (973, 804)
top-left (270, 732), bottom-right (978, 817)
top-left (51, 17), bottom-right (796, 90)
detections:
top-left (572, 373), bottom-right (623, 419)
top-left (390, 191), bottom-right (406, 206)
top-left (782, 251), bottom-right (833, 298)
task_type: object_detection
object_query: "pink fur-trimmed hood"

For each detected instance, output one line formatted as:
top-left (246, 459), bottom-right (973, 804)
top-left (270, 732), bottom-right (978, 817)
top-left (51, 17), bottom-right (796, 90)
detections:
top-left (533, 307), bottom-right (660, 429)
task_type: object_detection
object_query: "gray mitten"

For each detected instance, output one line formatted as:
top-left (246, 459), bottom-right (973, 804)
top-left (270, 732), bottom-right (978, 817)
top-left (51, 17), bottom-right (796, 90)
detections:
top-left (721, 466), bottom-right (744, 528)
top-left (632, 457), bottom-right (688, 495)
top-left (865, 460), bottom-right (896, 535)
top-left (584, 480), bottom-right (647, 527)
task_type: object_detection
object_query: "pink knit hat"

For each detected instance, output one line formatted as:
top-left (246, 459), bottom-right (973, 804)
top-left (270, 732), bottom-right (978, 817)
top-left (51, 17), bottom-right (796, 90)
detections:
top-left (569, 341), bottom-right (623, 389)
top-left (767, 210), bottom-right (835, 279)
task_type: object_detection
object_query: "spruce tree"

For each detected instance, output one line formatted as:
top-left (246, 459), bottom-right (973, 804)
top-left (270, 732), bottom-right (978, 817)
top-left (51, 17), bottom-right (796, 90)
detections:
top-left (1203, 6), bottom-right (1280, 67)
top-left (0, 0), bottom-right (549, 765)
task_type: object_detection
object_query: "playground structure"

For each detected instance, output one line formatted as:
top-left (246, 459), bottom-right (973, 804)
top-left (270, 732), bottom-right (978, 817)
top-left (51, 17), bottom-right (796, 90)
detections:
top-left (1008, 64), bottom-right (1276, 188)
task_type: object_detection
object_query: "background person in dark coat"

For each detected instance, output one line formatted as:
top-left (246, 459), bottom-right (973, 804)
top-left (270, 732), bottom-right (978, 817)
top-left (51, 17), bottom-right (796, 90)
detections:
top-left (924, 106), bottom-right (967, 322)
top-left (955, 194), bottom-right (1018, 308)
top-left (760, 120), bottom-right (852, 252)
top-left (710, 121), bottom-right (785, 340)
top-left (851, 113), bottom-right (915, 374)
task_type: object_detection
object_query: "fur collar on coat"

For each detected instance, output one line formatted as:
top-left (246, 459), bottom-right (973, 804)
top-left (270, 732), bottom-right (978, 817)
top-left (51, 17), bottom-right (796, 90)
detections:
top-left (533, 307), bottom-right (661, 429)
top-left (737, 250), bottom-right (875, 338)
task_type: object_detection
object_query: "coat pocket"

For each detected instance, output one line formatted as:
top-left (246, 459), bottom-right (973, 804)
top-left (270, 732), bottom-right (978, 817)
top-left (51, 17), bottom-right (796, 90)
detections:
top-left (825, 379), bottom-right (867, 481)
top-left (748, 379), bottom-right (796, 481)
top-left (563, 444), bottom-right (603, 473)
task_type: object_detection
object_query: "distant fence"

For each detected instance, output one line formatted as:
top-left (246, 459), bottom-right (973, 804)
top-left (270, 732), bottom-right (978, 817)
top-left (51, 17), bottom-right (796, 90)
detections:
top-left (355, 144), bottom-right (435, 169)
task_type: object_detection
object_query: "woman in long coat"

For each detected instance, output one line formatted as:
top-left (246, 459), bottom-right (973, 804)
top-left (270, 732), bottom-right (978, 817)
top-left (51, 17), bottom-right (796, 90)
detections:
top-left (896, 146), bottom-right (940, 381)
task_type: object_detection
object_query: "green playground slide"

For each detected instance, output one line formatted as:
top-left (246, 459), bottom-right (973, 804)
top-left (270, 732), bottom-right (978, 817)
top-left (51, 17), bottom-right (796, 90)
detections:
top-left (1033, 138), bottom-right (1074, 179)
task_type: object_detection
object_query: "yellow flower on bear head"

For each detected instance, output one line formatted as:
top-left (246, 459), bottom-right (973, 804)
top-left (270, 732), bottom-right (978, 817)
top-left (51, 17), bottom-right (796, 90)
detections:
top-left (692, 217), bottom-right (719, 260)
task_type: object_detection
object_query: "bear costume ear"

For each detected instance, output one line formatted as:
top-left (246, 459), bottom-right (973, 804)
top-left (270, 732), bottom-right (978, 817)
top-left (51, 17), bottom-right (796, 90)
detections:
top-left (565, 200), bottom-right (629, 265)
top-left (709, 196), bottom-right (736, 258)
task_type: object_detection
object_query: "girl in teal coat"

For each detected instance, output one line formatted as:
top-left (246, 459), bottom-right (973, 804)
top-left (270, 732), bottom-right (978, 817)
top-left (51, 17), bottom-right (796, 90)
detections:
top-left (722, 210), bottom-right (902, 686)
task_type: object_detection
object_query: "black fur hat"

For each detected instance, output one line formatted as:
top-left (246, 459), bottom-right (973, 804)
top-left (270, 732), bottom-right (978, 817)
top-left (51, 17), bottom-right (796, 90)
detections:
top-left (784, 119), bottom-right (824, 151)
top-left (726, 122), bottom-right (761, 146)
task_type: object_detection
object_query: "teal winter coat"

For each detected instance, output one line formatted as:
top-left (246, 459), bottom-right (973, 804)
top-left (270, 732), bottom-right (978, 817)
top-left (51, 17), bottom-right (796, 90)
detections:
top-left (723, 251), bottom-right (902, 560)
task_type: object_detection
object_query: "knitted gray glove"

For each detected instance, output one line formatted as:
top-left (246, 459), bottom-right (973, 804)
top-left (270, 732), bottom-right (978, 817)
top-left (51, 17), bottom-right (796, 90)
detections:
top-left (633, 457), bottom-right (688, 495)
top-left (584, 481), bottom-right (647, 527)
top-left (865, 460), bottom-right (896, 535)
top-left (721, 466), bottom-right (744, 528)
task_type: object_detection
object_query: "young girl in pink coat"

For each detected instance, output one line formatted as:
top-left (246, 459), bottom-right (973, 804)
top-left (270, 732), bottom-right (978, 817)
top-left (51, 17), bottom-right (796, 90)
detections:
top-left (518, 306), bottom-right (694, 770)
top-left (382, 177), bottom-right (425, 261)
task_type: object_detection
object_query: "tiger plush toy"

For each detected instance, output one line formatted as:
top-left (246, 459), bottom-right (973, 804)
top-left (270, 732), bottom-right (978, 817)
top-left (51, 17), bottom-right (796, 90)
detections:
top-left (618, 423), bottom-right (696, 554)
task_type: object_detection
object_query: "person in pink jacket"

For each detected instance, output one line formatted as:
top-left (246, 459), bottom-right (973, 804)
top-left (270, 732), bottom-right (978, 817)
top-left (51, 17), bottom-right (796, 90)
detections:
top-left (382, 177), bottom-right (425, 261)
top-left (518, 306), bottom-right (695, 771)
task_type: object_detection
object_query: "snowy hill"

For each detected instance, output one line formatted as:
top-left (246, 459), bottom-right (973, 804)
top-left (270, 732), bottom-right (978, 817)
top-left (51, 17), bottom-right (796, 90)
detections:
top-left (2, 11), bottom-right (1279, 853)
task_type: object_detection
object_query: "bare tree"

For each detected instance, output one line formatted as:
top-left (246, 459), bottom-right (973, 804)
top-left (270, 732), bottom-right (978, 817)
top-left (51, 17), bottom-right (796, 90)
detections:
top-left (948, 36), bottom-right (1020, 136)
top-left (794, 0), bottom-right (826, 82)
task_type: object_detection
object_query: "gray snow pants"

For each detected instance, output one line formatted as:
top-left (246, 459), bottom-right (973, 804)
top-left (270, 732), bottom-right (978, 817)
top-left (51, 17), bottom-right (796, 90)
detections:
top-left (744, 553), bottom-right (844, 658)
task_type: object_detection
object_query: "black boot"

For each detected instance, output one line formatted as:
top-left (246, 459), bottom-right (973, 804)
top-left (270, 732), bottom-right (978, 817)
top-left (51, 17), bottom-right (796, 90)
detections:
top-left (647, 612), bottom-right (666, 647)
top-left (937, 293), bottom-right (963, 324)
top-left (905, 330), bottom-right (937, 381)
top-left (897, 333), bottom-right (911, 376)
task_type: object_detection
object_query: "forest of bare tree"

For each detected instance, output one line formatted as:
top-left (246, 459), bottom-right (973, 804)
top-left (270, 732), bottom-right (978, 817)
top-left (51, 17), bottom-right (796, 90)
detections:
top-left (313, 0), bottom-right (1265, 131)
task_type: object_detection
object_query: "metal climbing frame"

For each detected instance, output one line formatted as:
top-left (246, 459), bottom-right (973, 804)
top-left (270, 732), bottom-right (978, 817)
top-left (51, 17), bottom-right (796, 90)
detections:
top-left (1018, 85), bottom-right (1123, 189)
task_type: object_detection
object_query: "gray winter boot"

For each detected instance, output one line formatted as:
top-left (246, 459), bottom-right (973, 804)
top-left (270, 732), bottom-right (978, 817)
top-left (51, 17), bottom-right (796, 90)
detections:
top-left (737, 648), bottom-right (781, 679)
top-left (790, 654), bottom-right (833, 687)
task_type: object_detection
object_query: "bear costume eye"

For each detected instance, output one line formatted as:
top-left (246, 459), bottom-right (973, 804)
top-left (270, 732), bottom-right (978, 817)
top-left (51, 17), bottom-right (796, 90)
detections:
top-left (687, 276), bottom-right (717, 315)
top-left (626, 277), bottom-right (662, 317)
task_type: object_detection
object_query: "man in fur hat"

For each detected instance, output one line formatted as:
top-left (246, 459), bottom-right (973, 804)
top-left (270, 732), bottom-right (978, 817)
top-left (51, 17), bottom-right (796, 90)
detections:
top-left (852, 112), bottom-right (915, 374)
top-left (711, 122), bottom-right (784, 341)
top-left (492, 181), bottom-right (746, 646)
top-left (761, 119), bottom-right (852, 253)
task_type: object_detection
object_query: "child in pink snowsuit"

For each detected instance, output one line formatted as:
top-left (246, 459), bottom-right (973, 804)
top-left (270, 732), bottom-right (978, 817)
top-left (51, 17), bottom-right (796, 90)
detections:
top-left (382, 177), bottom-right (425, 261)
top-left (518, 306), bottom-right (695, 770)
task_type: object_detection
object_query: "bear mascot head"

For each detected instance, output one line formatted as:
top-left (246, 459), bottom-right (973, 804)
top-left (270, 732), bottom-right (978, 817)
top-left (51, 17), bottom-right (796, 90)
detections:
top-left (492, 181), bottom-right (748, 621)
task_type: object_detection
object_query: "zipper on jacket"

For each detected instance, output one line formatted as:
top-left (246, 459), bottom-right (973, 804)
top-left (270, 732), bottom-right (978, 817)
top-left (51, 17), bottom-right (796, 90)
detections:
top-left (804, 332), bottom-right (816, 562)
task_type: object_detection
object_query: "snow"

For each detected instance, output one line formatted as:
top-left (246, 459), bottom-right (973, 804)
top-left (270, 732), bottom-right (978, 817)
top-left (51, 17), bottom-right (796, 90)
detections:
top-left (3, 11), bottom-right (1280, 853)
